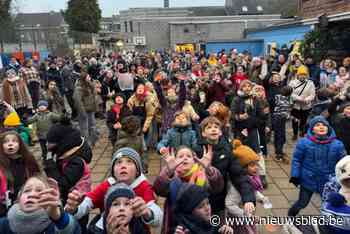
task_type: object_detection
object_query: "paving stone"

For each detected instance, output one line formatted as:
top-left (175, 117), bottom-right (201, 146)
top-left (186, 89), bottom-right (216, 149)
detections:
top-left (268, 195), bottom-right (290, 209)
top-left (97, 157), bottom-right (112, 165)
top-left (265, 161), bottom-right (280, 169)
top-left (272, 208), bottom-right (288, 217)
top-left (92, 165), bottom-right (109, 174)
top-left (298, 204), bottom-right (320, 215)
top-left (267, 169), bottom-right (288, 178)
top-left (274, 178), bottom-right (295, 189)
top-left (263, 184), bottom-right (282, 196)
top-left (281, 189), bottom-right (299, 202)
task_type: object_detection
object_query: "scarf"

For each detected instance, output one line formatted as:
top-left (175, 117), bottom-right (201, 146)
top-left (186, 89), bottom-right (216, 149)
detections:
top-left (112, 104), bottom-right (122, 120)
top-left (136, 87), bottom-right (148, 102)
top-left (7, 204), bottom-right (51, 234)
top-left (248, 175), bottom-right (263, 192)
top-left (177, 164), bottom-right (207, 187)
top-left (308, 135), bottom-right (335, 144)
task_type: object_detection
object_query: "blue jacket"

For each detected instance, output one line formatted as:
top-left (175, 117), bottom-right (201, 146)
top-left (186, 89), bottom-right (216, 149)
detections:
top-left (157, 125), bottom-right (197, 152)
top-left (291, 116), bottom-right (346, 194)
top-left (0, 212), bottom-right (81, 234)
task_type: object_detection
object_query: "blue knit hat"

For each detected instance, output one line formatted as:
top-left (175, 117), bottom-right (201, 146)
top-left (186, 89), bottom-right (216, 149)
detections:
top-left (111, 147), bottom-right (142, 177)
top-left (38, 100), bottom-right (49, 108)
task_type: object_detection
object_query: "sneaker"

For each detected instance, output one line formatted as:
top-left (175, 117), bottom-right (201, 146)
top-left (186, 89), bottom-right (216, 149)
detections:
top-left (282, 155), bottom-right (290, 164)
top-left (292, 135), bottom-right (298, 141)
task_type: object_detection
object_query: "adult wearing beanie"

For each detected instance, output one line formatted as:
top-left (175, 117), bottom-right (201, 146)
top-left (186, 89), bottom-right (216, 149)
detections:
top-left (289, 65), bottom-right (316, 139)
top-left (102, 183), bottom-right (147, 234)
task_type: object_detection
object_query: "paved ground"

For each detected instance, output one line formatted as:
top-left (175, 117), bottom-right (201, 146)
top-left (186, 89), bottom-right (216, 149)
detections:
top-left (30, 120), bottom-right (321, 233)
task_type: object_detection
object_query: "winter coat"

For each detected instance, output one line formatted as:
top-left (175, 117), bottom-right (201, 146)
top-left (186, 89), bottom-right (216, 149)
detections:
top-left (194, 137), bottom-right (255, 212)
top-left (207, 81), bottom-right (230, 104)
top-left (154, 81), bottom-right (186, 135)
top-left (157, 126), bottom-right (197, 152)
top-left (153, 166), bottom-right (223, 234)
top-left (333, 114), bottom-right (350, 154)
top-left (73, 79), bottom-right (98, 113)
top-left (1, 78), bottom-right (33, 110)
top-left (289, 78), bottom-right (316, 110)
top-left (106, 105), bottom-right (132, 142)
top-left (0, 212), bottom-right (81, 234)
top-left (44, 138), bottom-right (92, 203)
top-left (27, 111), bottom-right (61, 139)
top-left (291, 116), bottom-right (346, 194)
top-left (114, 130), bottom-right (144, 156)
top-left (127, 93), bottom-right (158, 132)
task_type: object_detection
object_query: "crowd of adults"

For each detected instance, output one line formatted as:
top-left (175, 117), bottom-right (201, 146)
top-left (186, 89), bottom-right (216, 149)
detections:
top-left (0, 47), bottom-right (350, 234)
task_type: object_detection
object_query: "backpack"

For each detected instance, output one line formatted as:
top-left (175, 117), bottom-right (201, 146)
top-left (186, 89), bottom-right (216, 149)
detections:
top-left (62, 158), bottom-right (92, 194)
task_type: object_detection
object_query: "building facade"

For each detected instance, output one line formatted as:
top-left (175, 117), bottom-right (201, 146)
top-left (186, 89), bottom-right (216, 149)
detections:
top-left (300, 0), bottom-right (350, 19)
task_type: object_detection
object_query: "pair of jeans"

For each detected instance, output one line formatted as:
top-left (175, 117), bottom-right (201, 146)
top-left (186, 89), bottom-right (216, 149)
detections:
top-left (78, 111), bottom-right (98, 147)
top-left (272, 115), bottom-right (287, 155)
top-left (288, 186), bottom-right (314, 216)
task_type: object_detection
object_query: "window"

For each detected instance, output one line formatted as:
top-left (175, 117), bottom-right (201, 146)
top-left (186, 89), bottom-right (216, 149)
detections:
top-left (129, 21), bottom-right (133, 33)
top-left (242, 6), bottom-right (248, 12)
top-left (257, 6), bottom-right (263, 11)
top-left (124, 21), bottom-right (128, 33)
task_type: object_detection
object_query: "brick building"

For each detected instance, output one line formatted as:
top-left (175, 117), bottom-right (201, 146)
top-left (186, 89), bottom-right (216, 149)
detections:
top-left (300, 0), bottom-right (350, 19)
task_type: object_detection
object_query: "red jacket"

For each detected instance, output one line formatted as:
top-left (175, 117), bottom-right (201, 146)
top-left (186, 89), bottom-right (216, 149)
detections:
top-left (87, 174), bottom-right (155, 210)
top-left (231, 73), bottom-right (248, 92)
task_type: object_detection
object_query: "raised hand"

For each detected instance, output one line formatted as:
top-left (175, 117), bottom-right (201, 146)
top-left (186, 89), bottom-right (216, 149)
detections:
top-left (130, 196), bottom-right (152, 220)
top-left (161, 148), bottom-right (185, 175)
top-left (64, 190), bottom-right (84, 213)
top-left (37, 178), bottom-right (61, 221)
top-left (194, 145), bottom-right (213, 169)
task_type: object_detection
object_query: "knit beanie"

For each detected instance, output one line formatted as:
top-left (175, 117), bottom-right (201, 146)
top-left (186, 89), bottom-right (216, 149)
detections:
top-left (297, 65), bottom-right (309, 76)
top-left (174, 183), bottom-right (209, 214)
top-left (339, 101), bottom-right (350, 113)
top-left (103, 183), bottom-right (135, 231)
top-left (114, 93), bottom-right (126, 102)
top-left (232, 139), bottom-right (260, 167)
top-left (38, 100), bottom-right (48, 108)
top-left (4, 112), bottom-right (21, 127)
top-left (47, 123), bottom-right (83, 157)
top-left (111, 147), bottom-right (142, 177)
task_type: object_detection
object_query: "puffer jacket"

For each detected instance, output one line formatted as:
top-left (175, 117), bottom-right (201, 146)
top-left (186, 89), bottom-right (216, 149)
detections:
top-left (27, 111), bottom-right (61, 139)
top-left (291, 116), bottom-right (346, 194)
top-left (157, 125), bottom-right (197, 152)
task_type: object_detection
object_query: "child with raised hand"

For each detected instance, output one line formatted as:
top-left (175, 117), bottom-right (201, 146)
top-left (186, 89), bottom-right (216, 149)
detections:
top-left (26, 100), bottom-right (62, 160)
top-left (157, 110), bottom-right (197, 156)
top-left (103, 183), bottom-right (148, 234)
top-left (64, 147), bottom-right (162, 233)
top-left (0, 175), bottom-right (81, 234)
top-left (173, 183), bottom-right (233, 234)
top-left (0, 131), bottom-right (40, 216)
top-left (194, 116), bottom-right (256, 219)
top-left (289, 116), bottom-right (346, 216)
top-left (154, 145), bottom-right (223, 234)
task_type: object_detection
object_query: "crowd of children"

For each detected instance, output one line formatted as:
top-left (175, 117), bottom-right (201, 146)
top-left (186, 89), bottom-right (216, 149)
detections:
top-left (0, 48), bottom-right (350, 234)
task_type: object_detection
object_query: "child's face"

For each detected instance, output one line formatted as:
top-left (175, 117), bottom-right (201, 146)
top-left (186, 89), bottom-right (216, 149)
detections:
top-left (115, 96), bottom-right (124, 105)
top-left (108, 197), bottom-right (133, 226)
top-left (241, 83), bottom-right (252, 94)
top-left (339, 67), bottom-right (347, 76)
top-left (114, 157), bottom-right (138, 185)
top-left (136, 85), bottom-right (145, 96)
top-left (192, 198), bottom-right (211, 222)
top-left (167, 88), bottom-right (176, 98)
top-left (247, 161), bottom-right (259, 176)
top-left (19, 178), bottom-right (47, 213)
top-left (202, 123), bottom-right (222, 141)
top-left (175, 148), bottom-right (195, 175)
top-left (208, 103), bottom-right (219, 116)
top-left (312, 122), bottom-right (329, 136)
top-left (38, 105), bottom-right (47, 112)
top-left (48, 81), bottom-right (56, 90)
top-left (344, 106), bottom-right (350, 118)
top-left (271, 74), bottom-right (281, 84)
top-left (254, 89), bottom-right (264, 99)
top-left (3, 134), bottom-right (20, 155)
top-left (174, 113), bottom-right (188, 126)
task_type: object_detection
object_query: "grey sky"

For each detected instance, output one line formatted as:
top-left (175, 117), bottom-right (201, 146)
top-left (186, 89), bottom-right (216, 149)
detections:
top-left (17, 0), bottom-right (225, 16)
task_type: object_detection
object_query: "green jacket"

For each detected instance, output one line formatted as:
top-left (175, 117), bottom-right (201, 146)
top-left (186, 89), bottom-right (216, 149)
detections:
top-left (27, 111), bottom-right (61, 139)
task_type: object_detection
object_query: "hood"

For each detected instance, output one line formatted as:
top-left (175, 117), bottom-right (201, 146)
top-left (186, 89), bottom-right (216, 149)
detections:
top-left (335, 155), bottom-right (350, 189)
top-left (307, 115), bottom-right (336, 139)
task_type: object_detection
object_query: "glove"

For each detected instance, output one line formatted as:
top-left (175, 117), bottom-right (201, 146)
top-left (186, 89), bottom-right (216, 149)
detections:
top-left (289, 177), bottom-right (300, 187)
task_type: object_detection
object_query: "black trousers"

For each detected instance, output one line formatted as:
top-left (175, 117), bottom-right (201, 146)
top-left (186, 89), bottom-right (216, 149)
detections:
top-left (28, 81), bottom-right (40, 109)
top-left (291, 108), bottom-right (310, 137)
